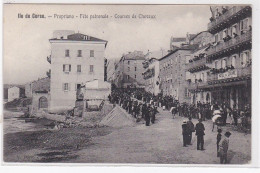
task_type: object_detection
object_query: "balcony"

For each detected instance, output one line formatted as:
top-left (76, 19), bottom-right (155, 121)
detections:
top-left (186, 80), bottom-right (208, 91)
top-left (208, 6), bottom-right (251, 33)
top-left (208, 66), bottom-right (251, 83)
top-left (186, 58), bottom-right (208, 71)
top-left (47, 55), bottom-right (51, 64)
top-left (207, 30), bottom-right (251, 60)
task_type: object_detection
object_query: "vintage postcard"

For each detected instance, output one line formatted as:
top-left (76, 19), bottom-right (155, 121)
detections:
top-left (2, 3), bottom-right (257, 166)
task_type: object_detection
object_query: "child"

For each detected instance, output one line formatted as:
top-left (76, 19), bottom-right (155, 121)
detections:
top-left (216, 128), bottom-right (222, 157)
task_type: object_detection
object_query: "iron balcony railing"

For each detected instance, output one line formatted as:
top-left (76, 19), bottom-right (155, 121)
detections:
top-left (186, 58), bottom-right (208, 70)
top-left (207, 66), bottom-right (251, 82)
top-left (207, 31), bottom-right (251, 57)
top-left (187, 80), bottom-right (208, 90)
top-left (208, 6), bottom-right (247, 30)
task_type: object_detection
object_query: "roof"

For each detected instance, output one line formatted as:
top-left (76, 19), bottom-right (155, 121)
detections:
top-left (84, 79), bottom-right (111, 89)
top-left (120, 51), bottom-right (145, 61)
top-left (171, 37), bottom-right (186, 42)
top-left (49, 33), bottom-right (108, 46)
top-left (189, 31), bottom-right (209, 41)
top-left (159, 47), bottom-right (194, 61)
top-left (6, 85), bottom-right (25, 90)
top-left (123, 56), bottom-right (146, 60)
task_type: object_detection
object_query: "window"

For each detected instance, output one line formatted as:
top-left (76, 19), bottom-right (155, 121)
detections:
top-left (77, 65), bottom-right (81, 72)
top-left (128, 61), bottom-right (130, 65)
top-left (90, 65), bottom-right (94, 72)
top-left (223, 29), bottom-right (228, 38)
top-left (63, 83), bottom-right (69, 91)
top-left (135, 67), bottom-right (137, 71)
top-left (65, 50), bottom-right (70, 57)
top-left (231, 56), bottom-right (236, 67)
top-left (77, 50), bottom-right (82, 57)
top-left (185, 55), bottom-right (191, 64)
top-left (63, 64), bottom-right (71, 72)
top-left (215, 61), bottom-right (218, 69)
top-left (128, 67), bottom-right (130, 72)
top-left (221, 59), bottom-right (227, 68)
top-left (135, 75), bottom-right (136, 78)
top-left (215, 34), bottom-right (219, 42)
top-left (232, 24), bottom-right (237, 37)
top-left (241, 18), bottom-right (249, 31)
top-left (75, 84), bottom-right (81, 91)
top-left (201, 73), bottom-right (204, 81)
top-left (90, 50), bottom-right (94, 57)
top-left (127, 75), bottom-right (129, 80)
top-left (241, 51), bottom-right (249, 67)
top-left (186, 71), bottom-right (191, 80)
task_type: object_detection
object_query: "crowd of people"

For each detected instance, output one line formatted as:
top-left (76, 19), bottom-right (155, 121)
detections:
top-left (108, 88), bottom-right (158, 126)
top-left (108, 88), bottom-right (251, 164)
top-left (108, 88), bottom-right (251, 131)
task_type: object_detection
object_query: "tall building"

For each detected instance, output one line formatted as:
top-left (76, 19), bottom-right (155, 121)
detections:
top-left (48, 30), bottom-right (107, 110)
top-left (142, 58), bottom-right (160, 95)
top-left (185, 31), bottom-right (213, 104)
top-left (187, 5), bottom-right (252, 108)
top-left (159, 47), bottom-right (195, 103)
top-left (114, 51), bottom-right (146, 88)
top-left (142, 50), bottom-right (167, 95)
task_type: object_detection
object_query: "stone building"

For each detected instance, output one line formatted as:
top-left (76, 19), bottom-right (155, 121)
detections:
top-left (187, 5), bottom-right (252, 109)
top-left (159, 48), bottom-right (195, 103)
top-left (48, 30), bottom-right (108, 111)
top-left (7, 86), bottom-right (25, 102)
top-left (114, 51), bottom-right (146, 88)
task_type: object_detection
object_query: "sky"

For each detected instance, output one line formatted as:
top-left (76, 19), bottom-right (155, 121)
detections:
top-left (3, 4), bottom-right (211, 84)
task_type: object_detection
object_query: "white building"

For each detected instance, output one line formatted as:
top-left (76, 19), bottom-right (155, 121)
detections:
top-left (143, 58), bottom-right (160, 95)
top-left (48, 30), bottom-right (107, 111)
top-left (8, 86), bottom-right (25, 102)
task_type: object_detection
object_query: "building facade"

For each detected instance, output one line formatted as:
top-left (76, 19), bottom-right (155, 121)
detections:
top-left (159, 48), bottom-right (193, 103)
top-left (142, 58), bottom-right (160, 95)
top-left (48, 30), bottom-right (107, 111)
top-left (114, 51), bottom-right (146, 88)
top-left (8, 86), bottom-right (25, 102)
top-left (187, 5), bottom-right (252, 109)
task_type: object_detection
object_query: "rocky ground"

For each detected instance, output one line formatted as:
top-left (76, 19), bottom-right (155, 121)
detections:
top-left (3, 108), bottom-right (251, 164)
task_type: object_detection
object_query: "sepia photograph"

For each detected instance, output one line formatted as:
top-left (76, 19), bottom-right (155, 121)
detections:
top-left (2, 2), bottom-right (257, 166)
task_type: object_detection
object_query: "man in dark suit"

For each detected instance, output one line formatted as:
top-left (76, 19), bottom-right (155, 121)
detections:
top-left (195, 119), bottom-right (205, 150)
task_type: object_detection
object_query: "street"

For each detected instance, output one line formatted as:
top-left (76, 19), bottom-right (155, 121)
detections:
top-left (70, 108), bottom-right (251, 164)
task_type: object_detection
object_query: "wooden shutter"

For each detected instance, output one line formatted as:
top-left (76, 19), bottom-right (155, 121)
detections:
top-left (63, 65), bottom-right (65, 72)
top-left (69, 65), bottom-right (71, 72)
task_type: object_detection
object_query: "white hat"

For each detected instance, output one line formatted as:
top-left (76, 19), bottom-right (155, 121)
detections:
top-left (183, 120), bottom-right (187, 124)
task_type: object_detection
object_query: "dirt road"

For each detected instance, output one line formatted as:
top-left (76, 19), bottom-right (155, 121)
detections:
top-left (71, 108), bottom-right (251, 164)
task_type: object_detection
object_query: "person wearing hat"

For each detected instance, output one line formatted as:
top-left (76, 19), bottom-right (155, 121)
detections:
top-left (195, 119), bottom-right (205, 150)
top-left (182, 120), bottom-right (189, 147)
top-left (219, 131), bottom-right (232, 164)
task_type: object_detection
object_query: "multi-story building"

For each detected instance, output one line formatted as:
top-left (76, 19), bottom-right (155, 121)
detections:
top-left (114, 51), bottom-right (146, 88)
top-left (142, 50), bottom-right (167, 95)
top-left (159, 47), bottom-right (195, 103)
top-left (48, 30), bottom-right (108, 111)
top-left (185, 31), bottom-right (214, 104)
top-left (142, 58), bottom-right (160, 95)
top-left (187, 5), bottom-right (252, 109)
